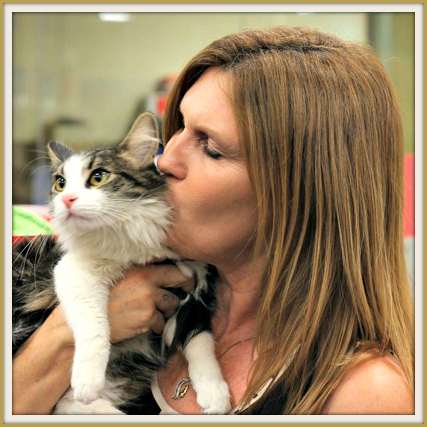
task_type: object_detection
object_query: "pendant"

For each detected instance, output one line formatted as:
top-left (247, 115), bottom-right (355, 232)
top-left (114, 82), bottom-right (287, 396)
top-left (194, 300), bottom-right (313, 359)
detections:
top-left (173, 376), bottom-right (191, 400)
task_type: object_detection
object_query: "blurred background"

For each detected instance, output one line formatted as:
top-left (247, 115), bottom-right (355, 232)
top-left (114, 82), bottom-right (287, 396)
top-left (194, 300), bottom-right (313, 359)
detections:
top-left (11, 12), bottom-right (415, 285)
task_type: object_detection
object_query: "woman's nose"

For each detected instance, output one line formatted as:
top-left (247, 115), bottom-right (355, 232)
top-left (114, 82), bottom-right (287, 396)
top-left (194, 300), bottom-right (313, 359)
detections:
top-left (156, 130), bottom-right (187, 180)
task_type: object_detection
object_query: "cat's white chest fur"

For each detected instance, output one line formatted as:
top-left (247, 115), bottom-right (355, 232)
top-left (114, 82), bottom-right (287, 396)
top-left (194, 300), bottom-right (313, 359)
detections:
top-left (52, 169), bottom-right (175, 404)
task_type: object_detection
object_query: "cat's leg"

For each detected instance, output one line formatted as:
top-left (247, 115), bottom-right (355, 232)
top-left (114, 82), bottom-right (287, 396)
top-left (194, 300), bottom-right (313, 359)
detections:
top-left (175, 261), bottom-right (208, 299)
top-left (183, 331), bottom-right (231, 415)
top-left (164, 265), bottom-right (229, 413)
top-left (53, 389), bottom-right (124, 415)
top-left (54, 255), bottom-right (113, 404)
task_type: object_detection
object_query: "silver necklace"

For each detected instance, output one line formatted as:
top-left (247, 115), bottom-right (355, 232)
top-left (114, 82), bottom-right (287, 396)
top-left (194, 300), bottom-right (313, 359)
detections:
top-left (172, 337), bottom-right (254, 400)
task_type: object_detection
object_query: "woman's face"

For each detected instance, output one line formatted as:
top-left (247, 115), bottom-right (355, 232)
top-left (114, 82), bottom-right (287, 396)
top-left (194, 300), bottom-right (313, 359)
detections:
top-left (157, 68), bottom-right (257, 267)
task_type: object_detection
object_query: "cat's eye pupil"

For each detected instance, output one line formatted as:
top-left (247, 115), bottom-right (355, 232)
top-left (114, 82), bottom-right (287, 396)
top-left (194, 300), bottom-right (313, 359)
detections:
top-left (54, 176), bottom-right (66, 192)
top-left (89, 169), bottom-right (109, 187)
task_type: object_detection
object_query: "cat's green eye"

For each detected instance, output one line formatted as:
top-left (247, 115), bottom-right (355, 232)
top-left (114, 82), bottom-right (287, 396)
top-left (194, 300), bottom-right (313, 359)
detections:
top-left (54, 176), bottom-right (66, 192)
top-left (89, 169), bottom-right (110, 187)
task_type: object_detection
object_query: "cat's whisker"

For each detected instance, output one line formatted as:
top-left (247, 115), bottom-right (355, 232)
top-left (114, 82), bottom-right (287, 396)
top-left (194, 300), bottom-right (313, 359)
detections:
top-left (13, 238), bottom-right (38, 273)
top-left (29, 164), bottom-right (52, 179)
top-left (20, 156), bottom-right (51, 174)
top-left (33, 236), bottom-right (50, 285)
top-left (96, 208), bottom-right (131, 223)
top-left (73, 208), bottom-right (127, 226)
top-left (138, 184), bottom-right (167, 200)
top-left (26, 148), bottom-right (50, 156)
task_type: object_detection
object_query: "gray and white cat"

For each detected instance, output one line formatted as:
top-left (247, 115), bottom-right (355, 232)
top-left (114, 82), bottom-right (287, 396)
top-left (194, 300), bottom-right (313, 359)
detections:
top-left (12, 113), bottom-right (230, 415)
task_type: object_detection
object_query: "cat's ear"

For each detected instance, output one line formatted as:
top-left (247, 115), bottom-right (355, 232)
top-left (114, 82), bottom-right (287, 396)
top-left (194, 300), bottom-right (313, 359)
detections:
top-left (47, 140), bottom-right (74, 168)
top-left (119, 112), bottom-right (160, 168)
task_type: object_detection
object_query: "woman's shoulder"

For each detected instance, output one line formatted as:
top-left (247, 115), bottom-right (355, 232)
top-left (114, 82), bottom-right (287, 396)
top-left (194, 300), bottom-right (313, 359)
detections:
top-left (322, 349), bottom-right (414, 415)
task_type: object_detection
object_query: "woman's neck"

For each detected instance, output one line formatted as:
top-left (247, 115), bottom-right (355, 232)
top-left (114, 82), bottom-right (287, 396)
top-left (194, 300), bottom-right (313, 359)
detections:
top-left (212, 255), bottom-right (265, 341)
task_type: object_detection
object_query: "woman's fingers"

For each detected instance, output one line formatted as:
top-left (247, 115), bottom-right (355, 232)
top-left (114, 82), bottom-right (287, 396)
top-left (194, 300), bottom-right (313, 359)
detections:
top-left (108, 263), bottom-right (197, 342)
top-left (175, 278), bottom-right (196, 294)
top-left (150, 310), bottom-right (166, 335)
top-left (131, 264), bottom-right (196, 293)
top-left (155, 290), bottom-right (180, 318)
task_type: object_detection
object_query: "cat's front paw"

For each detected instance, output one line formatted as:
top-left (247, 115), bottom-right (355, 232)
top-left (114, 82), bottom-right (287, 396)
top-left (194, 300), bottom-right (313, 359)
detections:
top-left (71, 367), bottom-right (106, 404)
top-left (195, 378), bottom-right (231, 415)
top-left (54, 396), bottom-right (125, 415)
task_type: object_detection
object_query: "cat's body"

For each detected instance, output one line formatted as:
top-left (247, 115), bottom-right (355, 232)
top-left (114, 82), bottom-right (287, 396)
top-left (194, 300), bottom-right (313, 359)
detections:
top-left (12, 113), bottom-right (230, 415)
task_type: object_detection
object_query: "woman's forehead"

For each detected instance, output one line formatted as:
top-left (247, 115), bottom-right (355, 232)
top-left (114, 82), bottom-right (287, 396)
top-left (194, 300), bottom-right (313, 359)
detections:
top-left (180, 81), bottom-right (230, 119)
top-left (182, 68), bottom-right (229, 101)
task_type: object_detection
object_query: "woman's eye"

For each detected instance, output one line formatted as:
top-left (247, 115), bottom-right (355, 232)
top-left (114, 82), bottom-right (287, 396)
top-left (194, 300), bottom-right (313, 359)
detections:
top-left (54, 176), bottom-right (66, 192)
top-left (202, 144), bottom-right (222, 160)
top-left (89, 169), bottom-right (110, 187)
top-left (197, 132), bottom-right (222, 160)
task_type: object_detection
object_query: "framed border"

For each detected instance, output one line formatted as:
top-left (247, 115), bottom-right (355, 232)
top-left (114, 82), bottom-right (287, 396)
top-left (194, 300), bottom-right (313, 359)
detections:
top-left (3, 2), bottom-right (424, 425)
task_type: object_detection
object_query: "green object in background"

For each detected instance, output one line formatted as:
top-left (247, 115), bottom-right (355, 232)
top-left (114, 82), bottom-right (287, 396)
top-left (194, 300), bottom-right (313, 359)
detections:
top-left (12, 206), bottom-right (56, 236)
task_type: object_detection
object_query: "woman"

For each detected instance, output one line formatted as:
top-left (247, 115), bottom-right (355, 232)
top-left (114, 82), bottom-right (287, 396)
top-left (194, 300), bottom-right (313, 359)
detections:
top-left (12, 26), bottom-right (414, 415)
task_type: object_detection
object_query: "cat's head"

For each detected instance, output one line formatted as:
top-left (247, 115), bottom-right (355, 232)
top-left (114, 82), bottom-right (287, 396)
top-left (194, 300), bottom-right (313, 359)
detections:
top-left (48, 112), bottom-right (166, 234)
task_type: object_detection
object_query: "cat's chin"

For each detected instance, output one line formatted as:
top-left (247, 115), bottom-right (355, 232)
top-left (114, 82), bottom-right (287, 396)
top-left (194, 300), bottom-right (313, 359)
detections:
top-left (54, 213), bottom-right (99, 234)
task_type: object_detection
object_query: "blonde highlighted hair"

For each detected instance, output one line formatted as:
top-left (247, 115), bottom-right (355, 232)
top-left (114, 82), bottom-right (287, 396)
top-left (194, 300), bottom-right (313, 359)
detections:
top-left (163, 27), bottom-right (414, 414)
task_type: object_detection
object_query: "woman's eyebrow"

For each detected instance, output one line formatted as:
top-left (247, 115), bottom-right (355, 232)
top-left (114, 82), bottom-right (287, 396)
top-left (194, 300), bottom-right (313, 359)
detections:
top-left (178, 100), bottom-right (236, 147)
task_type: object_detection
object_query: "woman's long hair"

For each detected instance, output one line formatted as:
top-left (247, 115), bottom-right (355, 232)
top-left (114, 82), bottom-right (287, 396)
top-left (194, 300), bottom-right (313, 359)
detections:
top-left (163, 26), bottom-right (414, 414)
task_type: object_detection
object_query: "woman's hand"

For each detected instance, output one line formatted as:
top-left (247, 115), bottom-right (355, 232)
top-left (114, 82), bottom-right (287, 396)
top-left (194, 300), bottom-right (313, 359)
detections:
top-left (109, 263), bottom-right (195, 343)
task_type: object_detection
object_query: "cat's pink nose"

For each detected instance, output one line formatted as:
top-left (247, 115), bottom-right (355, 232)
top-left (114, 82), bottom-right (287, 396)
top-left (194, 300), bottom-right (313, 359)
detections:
top-left (62, 194), bottom-right (78, 209)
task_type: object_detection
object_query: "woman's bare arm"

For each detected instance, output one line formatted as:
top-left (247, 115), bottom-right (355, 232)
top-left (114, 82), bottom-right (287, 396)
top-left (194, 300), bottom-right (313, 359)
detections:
top-left (12, 306), bottom-right (74, 414)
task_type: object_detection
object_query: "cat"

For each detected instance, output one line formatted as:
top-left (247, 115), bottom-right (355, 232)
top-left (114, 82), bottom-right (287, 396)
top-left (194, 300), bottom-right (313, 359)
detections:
top-left (12, 112), bottom-right (231, 415)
